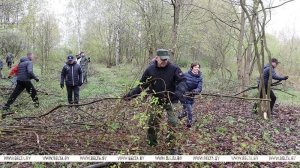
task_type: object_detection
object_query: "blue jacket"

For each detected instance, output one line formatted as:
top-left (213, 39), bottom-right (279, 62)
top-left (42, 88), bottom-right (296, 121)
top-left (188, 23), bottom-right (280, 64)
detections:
top-left (6, 54), bottom-right (14, 62)
top-left (180, 70), bottom-right (203, 104)
top-left (262, 63), bottom-right (285, 85)
top-left (60, 61), bottom-right (83, 86)
top-left (17, 56), bottom-right (38, 81)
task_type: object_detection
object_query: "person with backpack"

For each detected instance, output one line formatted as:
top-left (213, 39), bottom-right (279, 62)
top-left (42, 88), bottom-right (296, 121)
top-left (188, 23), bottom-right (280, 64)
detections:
top-left (2, 53), bottom-right (39, 110)
top-left (6, 53), bottom-right (14, 69)
top-left (178, 62), bottom-right (203, 128)
top-left (60, 55), bottom-right (83, 107)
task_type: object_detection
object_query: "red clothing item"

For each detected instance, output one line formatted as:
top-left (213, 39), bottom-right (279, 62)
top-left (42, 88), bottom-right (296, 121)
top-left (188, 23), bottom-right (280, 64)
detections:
top-left (9, 65), bottom-right (18, 76)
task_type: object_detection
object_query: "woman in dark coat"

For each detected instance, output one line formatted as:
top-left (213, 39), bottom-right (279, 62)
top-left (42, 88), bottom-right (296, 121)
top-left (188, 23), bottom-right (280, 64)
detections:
top-left (178, 62), bottom-right (203, 127)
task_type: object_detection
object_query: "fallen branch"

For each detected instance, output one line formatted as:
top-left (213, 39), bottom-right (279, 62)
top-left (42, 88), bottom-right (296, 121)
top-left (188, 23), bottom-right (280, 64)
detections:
top-left (199, 93), bottom-right (271, 101)
top-left (13, 97), bottom-right (121, 120)
top-left (272, 88), bottom-right (296, 96)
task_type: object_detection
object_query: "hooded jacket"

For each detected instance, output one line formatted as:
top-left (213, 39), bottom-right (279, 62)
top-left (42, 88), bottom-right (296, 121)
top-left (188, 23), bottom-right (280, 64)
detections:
top-left (128, 61), bottom-right (187, 103)
top-left (17, 56), bottom-right (38, 81)
top-left (6, 54), bottom-right (14, 62)
top-left (180, 70), bottom-right (203, 104)
top-left (262, 63), bottom-right (285, 85)
top-left (60, 61), bottom-right (83, 86)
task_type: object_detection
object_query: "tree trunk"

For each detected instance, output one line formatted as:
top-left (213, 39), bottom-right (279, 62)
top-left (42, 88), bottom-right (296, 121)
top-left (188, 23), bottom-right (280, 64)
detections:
top-left (236, 10), bottom-right (245, 94)
top-left (170, 0), bottom-right (181, 63)
top-left (115, 1), bottom-right (122, 66)
top-left (244, 15), bottom-right (255, 89)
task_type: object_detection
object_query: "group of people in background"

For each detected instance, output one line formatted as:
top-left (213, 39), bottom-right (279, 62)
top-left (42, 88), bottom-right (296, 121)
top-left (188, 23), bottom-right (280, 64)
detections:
top-left (2, 53), bottom-right (39, 110)
top-left (1, 51), bottom-right (90, 110)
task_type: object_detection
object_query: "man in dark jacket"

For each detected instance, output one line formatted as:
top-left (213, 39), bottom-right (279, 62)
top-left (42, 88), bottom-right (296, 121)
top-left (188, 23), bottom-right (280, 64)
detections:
top-left (259, 58), bottom-right (288, 115)
top-left (60, 55), bottom-right (83, 106)
top-left (6, 53), bottom-right (14, 69)
top-left (2, 53), bottom-right (39, 110)
top-left (123, 49), bottom-right (187, 155)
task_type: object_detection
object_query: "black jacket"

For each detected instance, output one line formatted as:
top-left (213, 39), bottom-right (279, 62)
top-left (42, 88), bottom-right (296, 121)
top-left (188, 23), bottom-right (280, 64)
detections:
top-left (60, 61), bottom-right (83, 86)
top-left (129, 61), bottom-right (187, 103)
top-left (17, 56), bottom-right (38, 81)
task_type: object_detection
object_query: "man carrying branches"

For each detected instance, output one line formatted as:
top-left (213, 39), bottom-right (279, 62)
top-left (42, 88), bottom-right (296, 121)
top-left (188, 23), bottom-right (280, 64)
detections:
top-left (258, 58), bottom-right (288, 115)
top-left (123, 49), bottom-right (187, 155)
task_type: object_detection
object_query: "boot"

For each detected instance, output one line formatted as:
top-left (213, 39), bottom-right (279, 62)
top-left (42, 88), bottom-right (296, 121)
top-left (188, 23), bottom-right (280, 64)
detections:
top-left (2, 105), bottom-right (10, 111)
top-left (252, 102), bottom-right (258, 114)
top-left (178, 111), bottom-right (187, 119)
top-left (271, 111), bottom-right (278, 115)
top-left (186, 120), bottom-right (192, 128)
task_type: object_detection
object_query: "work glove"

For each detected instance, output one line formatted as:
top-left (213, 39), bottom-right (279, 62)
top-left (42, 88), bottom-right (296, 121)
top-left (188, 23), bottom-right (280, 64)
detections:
top-left (175, 91), bottom-right (183, 98)
top-left (185, 92), bottom-right (195, 97)
top-left (284, 76), bottom-right (289, 80)
top-left (8, 76), bottom-right (12, 79)
top-left (35, 78), bottom-right (39, 82)
top-left (122, 93), bottom-right (132, 101)
top-left (79, 82), bottom-right (83, 86)
top-left (60, 84), bottom-right (64, 89)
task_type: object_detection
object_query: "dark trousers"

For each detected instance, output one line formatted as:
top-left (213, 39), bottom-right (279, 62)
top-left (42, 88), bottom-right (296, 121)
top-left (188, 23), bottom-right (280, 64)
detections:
top-left (147, 103), bottom-right (178, 147)
top-left (182, 103), bottom-right (193, 122)
top-left (7, 62), bottom-right (12, 69)
top-left (66, 85), bottom-right (80, 104)
top-left (260, 85), bottom-right (276, 112)
top-left (82, 69), bottom-right (88, 83)
top-left (5, 80), bottom-right (38, 107)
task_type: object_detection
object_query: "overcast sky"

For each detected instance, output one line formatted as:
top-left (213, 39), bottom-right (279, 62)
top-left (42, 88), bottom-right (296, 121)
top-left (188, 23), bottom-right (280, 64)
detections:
top-left (265, 0), bottom-right (300, 38)
top-left (47, 0), bottom-right (299, 38)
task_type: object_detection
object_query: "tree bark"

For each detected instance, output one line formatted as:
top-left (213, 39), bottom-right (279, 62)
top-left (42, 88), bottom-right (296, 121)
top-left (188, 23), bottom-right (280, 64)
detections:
top-left (170, 0), bottom-right (181, 63)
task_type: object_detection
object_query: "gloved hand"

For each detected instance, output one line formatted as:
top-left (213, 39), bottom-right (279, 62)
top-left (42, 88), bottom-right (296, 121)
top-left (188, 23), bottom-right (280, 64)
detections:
top-left (60, 84), bottom-right (64, 89)
top-left (284, 76), bottom-right (289, 80)
top-left (8, 76), bottom-right (12, 79)
top-left (79, 82), bottom-right (83, 86)
top-left (175, 91), bottom-right (183, 98)
top-left (122, 93), bottom-right (132, 101)
top-left (185, 92), bottom-right (195, 97)
top-left (35, 78), bottom-right (39, 82)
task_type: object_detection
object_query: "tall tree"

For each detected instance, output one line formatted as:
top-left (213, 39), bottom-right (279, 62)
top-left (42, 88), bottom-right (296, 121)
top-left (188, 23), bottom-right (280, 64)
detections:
top-left (35, 11), bottom-right (60, 74)
top-left (170, 0), bottom-right (182, 63)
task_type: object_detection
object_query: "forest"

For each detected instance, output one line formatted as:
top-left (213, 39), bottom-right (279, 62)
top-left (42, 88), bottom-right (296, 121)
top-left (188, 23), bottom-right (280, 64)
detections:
top-left (0, 0), bottom-right (299, 167)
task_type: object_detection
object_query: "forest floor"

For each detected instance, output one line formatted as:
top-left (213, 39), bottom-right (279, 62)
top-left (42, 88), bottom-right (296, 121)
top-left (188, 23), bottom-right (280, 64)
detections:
top-left (0, 95), bottom-right (299, 168)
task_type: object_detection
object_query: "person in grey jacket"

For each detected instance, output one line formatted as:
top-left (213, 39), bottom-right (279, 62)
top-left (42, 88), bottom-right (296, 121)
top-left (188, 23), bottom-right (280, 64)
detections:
top-left (79, 52), bottom-right (90, 84)
top-left (60, 55), bottom-right (83, 106)
top-left (2, 53), bottom-right (39, 110)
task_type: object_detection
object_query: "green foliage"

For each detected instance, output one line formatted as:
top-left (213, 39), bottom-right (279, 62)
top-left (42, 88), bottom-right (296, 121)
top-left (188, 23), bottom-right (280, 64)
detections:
top-left (176, 58), bottom-right (190, 68)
